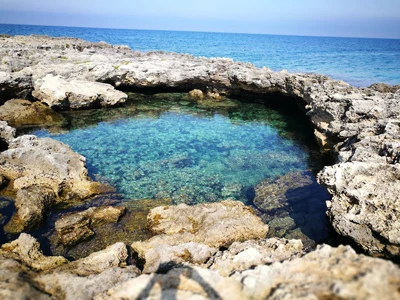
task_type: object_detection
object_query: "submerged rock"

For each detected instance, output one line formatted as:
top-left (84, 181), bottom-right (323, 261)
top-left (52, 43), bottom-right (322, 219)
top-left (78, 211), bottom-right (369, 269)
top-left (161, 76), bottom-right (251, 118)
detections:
top-left (55, 206), bottom-right (126, 246)
top-left (32, 74), bottom-right (128, 110)
top-left (253, 171), bottom-right (314, 212)
top-left (0, 99), bottom-right (65, 127)
top-left (131, 200), bottom-right (268, 272)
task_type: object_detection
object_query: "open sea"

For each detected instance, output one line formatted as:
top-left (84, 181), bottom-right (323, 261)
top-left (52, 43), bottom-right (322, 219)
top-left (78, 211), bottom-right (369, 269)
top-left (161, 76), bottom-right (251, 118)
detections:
top-left (1, 23), bottom-right (399, 87)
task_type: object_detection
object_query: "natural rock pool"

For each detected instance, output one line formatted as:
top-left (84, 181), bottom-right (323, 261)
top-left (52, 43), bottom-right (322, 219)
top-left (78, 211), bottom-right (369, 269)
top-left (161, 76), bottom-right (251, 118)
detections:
top-left (28, 93), bottom-right (333, 250)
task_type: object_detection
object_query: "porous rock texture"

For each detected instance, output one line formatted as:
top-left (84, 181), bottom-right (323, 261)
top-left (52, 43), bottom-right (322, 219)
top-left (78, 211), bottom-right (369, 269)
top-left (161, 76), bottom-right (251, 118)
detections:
top-left (96, 244), bottom-right (400, 300)
top-left (131, 200), bottom-right (269, 273)
top-left (3, 34), bottom-right (397, 256)
top-left (0, 134), bottom-right (110, 232)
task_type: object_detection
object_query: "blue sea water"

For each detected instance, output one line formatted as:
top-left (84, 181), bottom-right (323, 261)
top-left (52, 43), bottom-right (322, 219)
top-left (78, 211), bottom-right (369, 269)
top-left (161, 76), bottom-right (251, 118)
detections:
top-left (1, 23), bottom-right (399, 87)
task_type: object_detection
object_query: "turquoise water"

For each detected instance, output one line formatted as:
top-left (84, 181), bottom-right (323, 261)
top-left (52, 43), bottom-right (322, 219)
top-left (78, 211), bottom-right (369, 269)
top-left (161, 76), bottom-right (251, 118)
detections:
top-left (33, 94), bottom-right (325, 205)
top-left (1, 24), bottom-right (399, 87)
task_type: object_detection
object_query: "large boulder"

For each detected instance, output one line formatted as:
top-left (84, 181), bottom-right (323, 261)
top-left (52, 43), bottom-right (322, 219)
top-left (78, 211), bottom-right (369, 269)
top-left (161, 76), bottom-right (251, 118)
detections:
top-left (32, 74), bottom-right (128, 110)
top-left (131, 200), bottom-right (269, 271)
top-left (0, 135), bottom-right (110, 232)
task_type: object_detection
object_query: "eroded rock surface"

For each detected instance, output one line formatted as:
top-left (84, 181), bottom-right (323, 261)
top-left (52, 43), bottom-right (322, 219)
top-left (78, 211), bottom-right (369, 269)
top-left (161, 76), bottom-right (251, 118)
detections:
top-left (0, 135), bottom-right (109, 232)
top-left (1, 35), bottom-right (400, 255)
top-left (55, 206), bottom-right (126, 246)
top-left (32, 74), bottom-right (127, 110)
top-left (131, 200), bottom-right (269, 269)
top-left (0, 233), bottom-right (67, 271)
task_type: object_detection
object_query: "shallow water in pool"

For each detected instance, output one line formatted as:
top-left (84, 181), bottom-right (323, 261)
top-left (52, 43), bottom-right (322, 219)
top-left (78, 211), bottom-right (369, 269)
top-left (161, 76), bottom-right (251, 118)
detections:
top-left (33, 93), bottom-right (327, 205)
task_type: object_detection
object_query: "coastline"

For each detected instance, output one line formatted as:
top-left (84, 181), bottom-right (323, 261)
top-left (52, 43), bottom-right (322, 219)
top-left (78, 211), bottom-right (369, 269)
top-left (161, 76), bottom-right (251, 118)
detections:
top-left (0, 34), bottom-right (400, 299)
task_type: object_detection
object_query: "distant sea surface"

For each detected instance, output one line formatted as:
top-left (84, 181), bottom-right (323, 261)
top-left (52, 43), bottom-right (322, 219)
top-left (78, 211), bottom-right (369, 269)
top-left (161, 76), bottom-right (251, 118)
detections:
top-left (1, 24), bottom-right (400, 87)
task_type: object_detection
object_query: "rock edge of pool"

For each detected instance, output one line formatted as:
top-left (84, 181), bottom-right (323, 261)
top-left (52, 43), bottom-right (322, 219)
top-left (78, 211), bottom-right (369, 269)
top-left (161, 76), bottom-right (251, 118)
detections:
top-left (0, 34), bottom-right (399, 299)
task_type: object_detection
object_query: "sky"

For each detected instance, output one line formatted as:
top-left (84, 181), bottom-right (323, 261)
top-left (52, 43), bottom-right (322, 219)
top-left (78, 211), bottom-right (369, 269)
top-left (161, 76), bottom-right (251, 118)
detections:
top-left (0, 0), bottom-right (399, 39)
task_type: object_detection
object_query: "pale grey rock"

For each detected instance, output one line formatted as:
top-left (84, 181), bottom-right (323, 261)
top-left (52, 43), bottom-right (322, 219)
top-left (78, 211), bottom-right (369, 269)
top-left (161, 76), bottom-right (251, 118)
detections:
top-left (0, 233), bottom-right (68, 271)
top-left (234, 244), bottom-right (400, 299)
top-left (206, 238), bottom-right (303, 276)
top-left (0, 257), bottom-right (51, 300)
top-left (319, 162), bottom-right (400, 256)
top-left (0, 120), bottom-right (16, 142)
top-left (32, 74), bottom-right (127, 109)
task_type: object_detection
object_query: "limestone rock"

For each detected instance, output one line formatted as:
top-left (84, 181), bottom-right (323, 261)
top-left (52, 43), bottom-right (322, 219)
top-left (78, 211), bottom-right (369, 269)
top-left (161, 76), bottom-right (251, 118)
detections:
top-left (318, 162), bottom-right (400, 256)
top-left (0, 99), bottom-right (65, 127)
top-left (4, 185), bottom-right (56, 233)
top-left (206, 238), bottom-right (303, 276)
top-left (0, 257), bottom-right (51, 300)
top-left (234, 244), bottom-right (400, 299)
top-left (55, 206), bottom-right (126, 246)
top-left (94, 266), bottom-right (243, 300)
top-left (141, 242), bottom-right (217, 274)
top-left (0, 120), bottom-right (16, 142)
top-left (36, 242), bottom-right (140, 300)
top-left (0, 135), bottom-right (109, 232)
top-left (131, 200), bottom-right (268, 263)
top-left (32, 74), bottom-right (127, 110)
top-left (0, 233), bottom-right (68, 271)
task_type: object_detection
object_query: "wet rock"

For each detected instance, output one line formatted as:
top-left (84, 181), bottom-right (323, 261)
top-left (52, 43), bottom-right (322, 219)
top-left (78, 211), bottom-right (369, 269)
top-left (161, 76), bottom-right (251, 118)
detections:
top-left (32, 74), bottom-right (128, 110)
top-left (234, 244), bottom-right (400, 299)
top-left (319, 162), bottom-right (400, 256)
top-left (253, 171), bottom-right (314, 212)
top-left (0, 99), bottom-right (65, 127)
top-left (36, 243), bottom-right (140, 300)
top-left (206, 238), bottom-right (303, 276)
top-left (0, 233), bottom-right (68, 271)
top-left (4, 185), bottom-right (56, 233)
top-left (131, 200), bottom-right (269, 266)
top-left (188, 89), bottom-right (204, 100)
top-left (0, 135), bottom-right (110, 232)
top-left (55, 206), bottom-right (126, 246)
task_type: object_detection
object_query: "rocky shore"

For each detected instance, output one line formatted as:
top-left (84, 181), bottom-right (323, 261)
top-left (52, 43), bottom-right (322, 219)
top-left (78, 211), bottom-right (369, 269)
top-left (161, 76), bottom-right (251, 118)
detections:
top-left (0, 34), bottom-right (400, 298)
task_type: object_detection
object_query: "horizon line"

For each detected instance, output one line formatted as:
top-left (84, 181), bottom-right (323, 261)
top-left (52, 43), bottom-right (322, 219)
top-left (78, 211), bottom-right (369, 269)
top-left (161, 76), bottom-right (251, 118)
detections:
top-left (1, 22), bottom-right (399, 41)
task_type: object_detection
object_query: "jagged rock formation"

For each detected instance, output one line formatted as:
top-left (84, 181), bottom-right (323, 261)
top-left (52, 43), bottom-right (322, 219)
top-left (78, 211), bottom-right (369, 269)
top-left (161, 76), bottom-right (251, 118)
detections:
top-left (0, 35), bottom-right (400, 256)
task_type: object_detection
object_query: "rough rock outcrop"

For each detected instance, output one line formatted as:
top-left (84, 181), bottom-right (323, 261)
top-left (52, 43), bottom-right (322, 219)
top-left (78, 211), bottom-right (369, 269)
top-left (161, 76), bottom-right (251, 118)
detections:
top-left (32, 74), bottom-right (128, 110)
top-left (0, 135), bottom-right (109, 232)
top-left (206, 238), bottom-right (303, 276)
top-left (131, 200), bottom-right (269, 268)
top-left (0, 120), bottom-right (16, 142)
top-left (96, 244), bottom-right (400, 300)
top-left (0, 233), bottom-right (68, 271)
top-left (234, 244), bottom-right (400, 299)
top-left (0, 99), bottom-right (64, 127)
top-left (1, 35), bottom-right (400, 255)
top-left (55, 206), bottom-right (126, 246)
